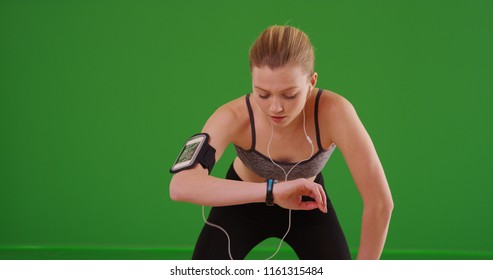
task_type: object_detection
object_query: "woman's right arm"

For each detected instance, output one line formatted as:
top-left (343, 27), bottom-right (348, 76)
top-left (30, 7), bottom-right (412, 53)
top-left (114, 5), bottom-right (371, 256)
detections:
top-left (169, 103), bottom-right (327, 212)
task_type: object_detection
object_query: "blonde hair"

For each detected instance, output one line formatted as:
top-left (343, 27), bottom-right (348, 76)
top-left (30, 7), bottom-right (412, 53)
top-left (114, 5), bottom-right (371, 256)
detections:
top-left (249, 25), bottom-right (315, 81)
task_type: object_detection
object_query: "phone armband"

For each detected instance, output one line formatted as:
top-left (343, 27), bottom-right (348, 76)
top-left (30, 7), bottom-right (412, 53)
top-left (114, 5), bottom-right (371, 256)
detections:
top-left (170, 133), bottom-right (216, 175)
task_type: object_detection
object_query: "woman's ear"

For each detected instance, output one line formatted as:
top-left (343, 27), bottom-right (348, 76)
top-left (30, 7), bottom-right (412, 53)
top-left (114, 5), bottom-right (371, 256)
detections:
top-left (310, 72), bottom-right (318, 89)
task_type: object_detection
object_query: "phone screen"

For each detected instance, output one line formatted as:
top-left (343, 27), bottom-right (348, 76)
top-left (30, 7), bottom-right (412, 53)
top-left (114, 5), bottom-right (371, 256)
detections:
top-left (176, 142), bottom-right (200, 164)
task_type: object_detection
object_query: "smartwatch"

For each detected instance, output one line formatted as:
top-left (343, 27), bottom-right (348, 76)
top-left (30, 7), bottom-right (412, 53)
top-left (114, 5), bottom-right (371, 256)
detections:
top-left (266, 178), bottom-right (277, 206)
top-left (170, 133), bottom-right (216, 174)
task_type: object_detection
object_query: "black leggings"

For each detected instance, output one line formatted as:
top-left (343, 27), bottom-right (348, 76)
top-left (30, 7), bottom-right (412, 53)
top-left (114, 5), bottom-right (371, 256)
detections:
top-left (192, 163), bottom-right (351, 260)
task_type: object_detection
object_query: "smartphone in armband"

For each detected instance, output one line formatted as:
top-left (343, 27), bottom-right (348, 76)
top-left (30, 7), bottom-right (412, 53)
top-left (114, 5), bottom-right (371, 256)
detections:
top-left (170, 133), bottom-right (216, 174)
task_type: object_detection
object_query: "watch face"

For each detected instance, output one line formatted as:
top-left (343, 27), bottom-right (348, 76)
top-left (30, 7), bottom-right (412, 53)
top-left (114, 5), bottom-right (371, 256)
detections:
top-left (171, 134), bottom-right (207, 172)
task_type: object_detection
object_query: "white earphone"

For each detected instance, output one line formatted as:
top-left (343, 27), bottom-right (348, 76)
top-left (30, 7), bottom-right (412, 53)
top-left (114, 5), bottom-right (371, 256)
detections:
top-left (306, 85), bottom-right (314, 144)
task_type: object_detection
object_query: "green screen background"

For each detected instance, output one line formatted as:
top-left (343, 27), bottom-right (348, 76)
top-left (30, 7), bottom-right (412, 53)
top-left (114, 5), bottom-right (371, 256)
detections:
top-left (1, 0), bottom-right (492, 259)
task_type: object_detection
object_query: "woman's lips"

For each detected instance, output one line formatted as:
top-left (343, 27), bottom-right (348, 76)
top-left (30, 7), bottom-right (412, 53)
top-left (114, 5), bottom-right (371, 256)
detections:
top-left (271, 116), bottom-right (286, 123)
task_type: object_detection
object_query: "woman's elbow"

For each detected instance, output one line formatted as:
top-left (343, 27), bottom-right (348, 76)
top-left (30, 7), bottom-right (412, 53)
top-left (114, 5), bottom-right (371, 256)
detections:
top-left (169, 175), bottom-right (187, 202)
top-left (169, 185), bottom-right (180, 202)
top-left (387, 198), bottom-right (394, 212)
top-left (169, 166), bottom-right (209, 202)
top-left (364, 197), bottom-right (394, 216)
top-left (378, 196), bottom-right (394, 214)
top-left (382, 200), bottom-right (394, 218)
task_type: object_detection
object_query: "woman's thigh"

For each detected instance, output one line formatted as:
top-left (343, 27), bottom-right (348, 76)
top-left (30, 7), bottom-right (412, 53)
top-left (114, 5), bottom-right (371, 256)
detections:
top-left (285, 173), bottom-right (352, 260)
top-left (192, 204), bottom-right (270, 260)
top-left (285, 201), bottom-right (352, 260)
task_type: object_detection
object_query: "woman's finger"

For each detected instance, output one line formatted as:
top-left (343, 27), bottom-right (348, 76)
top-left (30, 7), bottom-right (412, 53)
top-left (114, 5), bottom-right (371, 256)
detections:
top-left (315, 183), bottom-right (327, 213)
top-left (297, 201), bottom-right (319, 211)
top-left (305, 182), bottom-right (323, 209)
top-left (298, 181), bottom-right (327, 213)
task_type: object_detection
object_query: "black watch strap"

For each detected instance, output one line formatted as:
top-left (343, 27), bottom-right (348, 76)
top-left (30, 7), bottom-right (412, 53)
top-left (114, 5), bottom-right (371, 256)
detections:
top-left (266, 179), bottom-right (276, 206)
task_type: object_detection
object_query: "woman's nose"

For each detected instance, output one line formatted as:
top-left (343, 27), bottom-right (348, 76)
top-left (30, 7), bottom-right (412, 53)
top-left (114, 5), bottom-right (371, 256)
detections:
top-left (269, 98), bottom-right (283, 113)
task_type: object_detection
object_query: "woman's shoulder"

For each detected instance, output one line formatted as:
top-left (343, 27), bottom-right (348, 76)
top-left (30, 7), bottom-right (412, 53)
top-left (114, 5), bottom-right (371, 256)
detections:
top-left (317, 89), bottom-right (357, 145)
top-left (317, 89), bottom-right (357, 124)
top-left (211, 94), bottom-right (249, 121)
top-left (318, 89), bottom-right (353, 113)
top-left (203, 94), bottom-right (251, 137)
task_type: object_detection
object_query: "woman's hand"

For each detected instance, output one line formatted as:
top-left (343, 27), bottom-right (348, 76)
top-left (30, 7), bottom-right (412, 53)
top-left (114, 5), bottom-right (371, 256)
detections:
top-left (273, 179), bottom-right (328, 213)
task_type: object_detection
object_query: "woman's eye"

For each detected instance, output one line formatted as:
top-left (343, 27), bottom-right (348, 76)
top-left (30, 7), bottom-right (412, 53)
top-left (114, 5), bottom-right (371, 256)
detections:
top-left (284, 93), bottom-right (297, 99)
top-left (258, 94), bottom-right (269, 99)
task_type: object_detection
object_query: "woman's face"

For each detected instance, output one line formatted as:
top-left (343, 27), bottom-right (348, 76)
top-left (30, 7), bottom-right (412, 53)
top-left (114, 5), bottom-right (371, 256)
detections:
top-left (251, 64), bottom-right (315, 128)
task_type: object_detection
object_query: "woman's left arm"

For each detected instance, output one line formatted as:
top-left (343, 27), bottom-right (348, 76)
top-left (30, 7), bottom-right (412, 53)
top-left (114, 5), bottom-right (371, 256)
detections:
top-left (323, 93), bottom-right (394, 260)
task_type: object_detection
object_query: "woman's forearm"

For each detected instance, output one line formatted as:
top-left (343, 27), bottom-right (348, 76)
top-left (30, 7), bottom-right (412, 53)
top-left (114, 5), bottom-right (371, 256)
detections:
top-left (169, 169), bottom-right (328, 213)
top-left (170, 170), bottom-right (265, 206)
top-left (356, 204), bottom-right (393, 260)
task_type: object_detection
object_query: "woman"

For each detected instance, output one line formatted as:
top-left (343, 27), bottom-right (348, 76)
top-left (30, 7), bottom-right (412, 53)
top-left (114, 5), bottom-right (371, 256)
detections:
top-left (169, 25), bottom-right (393, 260)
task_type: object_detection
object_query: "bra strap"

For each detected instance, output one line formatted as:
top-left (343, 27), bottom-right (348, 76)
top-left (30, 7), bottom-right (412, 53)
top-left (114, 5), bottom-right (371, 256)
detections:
top-left (314, 88), bottom-right (324, 150)
top-left (245, 94), bottom-right (256, 150)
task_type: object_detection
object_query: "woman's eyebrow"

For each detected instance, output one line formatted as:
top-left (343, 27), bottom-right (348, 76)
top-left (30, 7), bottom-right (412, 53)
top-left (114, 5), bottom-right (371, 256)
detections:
top-left (254, 86), bottom-right (298, 92)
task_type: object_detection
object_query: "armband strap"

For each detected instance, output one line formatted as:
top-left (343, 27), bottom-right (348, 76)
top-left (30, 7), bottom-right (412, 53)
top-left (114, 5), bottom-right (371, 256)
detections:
top-left (197, 139), bottom-right (216, 174)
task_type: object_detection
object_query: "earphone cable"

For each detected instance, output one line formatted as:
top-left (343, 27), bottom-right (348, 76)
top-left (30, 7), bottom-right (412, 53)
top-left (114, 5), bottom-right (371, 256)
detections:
top-left (201, 95), bottom-right (314, 260)
top-left (264, 107), bottom-right (314, 260)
